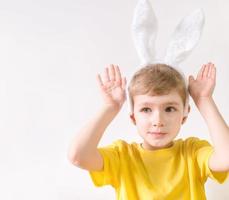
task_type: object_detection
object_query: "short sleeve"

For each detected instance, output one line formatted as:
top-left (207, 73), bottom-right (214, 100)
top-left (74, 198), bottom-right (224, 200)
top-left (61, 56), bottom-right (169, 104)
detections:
top-left (193, 138), bottom-right (228, 184)
top-left (89, 142), bottom-right (120, 188)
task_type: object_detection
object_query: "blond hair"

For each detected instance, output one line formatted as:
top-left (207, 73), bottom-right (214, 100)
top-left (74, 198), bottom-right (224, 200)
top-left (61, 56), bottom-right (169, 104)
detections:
top-left (128, 63), bottom-right (188, 109)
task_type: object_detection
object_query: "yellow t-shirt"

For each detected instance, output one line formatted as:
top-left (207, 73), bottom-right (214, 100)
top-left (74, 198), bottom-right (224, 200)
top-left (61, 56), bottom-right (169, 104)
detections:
top-left (89, 137), bottom-right (228, 200)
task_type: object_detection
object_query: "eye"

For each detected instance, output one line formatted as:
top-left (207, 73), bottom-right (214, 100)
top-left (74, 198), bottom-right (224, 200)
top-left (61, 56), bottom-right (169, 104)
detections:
top-left (140, 107), bottom-right (152, 113)
top-left (165, 106), bottom-right (176, 112)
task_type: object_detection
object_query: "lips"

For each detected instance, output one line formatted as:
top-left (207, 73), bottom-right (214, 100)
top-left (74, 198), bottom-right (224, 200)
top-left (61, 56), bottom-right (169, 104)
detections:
top-left (147, 131), bottom-right (167, 137)
top-left (147, 131), bottom-right (166, 134)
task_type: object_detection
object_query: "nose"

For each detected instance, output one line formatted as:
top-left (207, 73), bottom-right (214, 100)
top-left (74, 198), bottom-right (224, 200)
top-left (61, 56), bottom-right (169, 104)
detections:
top-left (151, 111), bottom-right (164, 127)
top-left (153, 122), bottom-right (164, 127)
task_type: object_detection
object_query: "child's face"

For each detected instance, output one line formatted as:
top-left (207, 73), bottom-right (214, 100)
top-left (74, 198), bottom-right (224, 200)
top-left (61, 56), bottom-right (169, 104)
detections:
top-left (130, 90), bottom-right (187, 150)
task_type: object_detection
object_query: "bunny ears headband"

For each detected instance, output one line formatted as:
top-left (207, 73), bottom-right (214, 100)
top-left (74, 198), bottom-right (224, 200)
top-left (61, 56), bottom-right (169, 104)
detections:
top-left (130, 0), bottom-right (205, 117)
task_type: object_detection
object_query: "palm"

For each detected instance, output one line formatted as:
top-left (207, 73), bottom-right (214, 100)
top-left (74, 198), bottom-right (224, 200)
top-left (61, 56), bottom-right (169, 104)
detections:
top-left (188, 63), bottom-right (216, 102)
top-left (97, 65), bottom-right (126, 108)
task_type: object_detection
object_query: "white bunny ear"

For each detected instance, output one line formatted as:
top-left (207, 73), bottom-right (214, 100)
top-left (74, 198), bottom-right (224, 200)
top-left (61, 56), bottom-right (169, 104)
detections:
top-left (164, 9), bottom-right (205, 66)
top-left (132, 0), bottom-right (158, 66)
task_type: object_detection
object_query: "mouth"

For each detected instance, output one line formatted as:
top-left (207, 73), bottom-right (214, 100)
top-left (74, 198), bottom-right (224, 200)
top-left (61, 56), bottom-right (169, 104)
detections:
top-left (147, 132), bottom-right (167, 137)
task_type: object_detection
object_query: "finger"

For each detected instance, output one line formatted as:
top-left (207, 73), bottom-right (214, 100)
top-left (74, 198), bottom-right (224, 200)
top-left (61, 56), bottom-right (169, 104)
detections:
top-left (202, 63), bottom-right (210, 78)
top-left (208, 63), bottom-right (214, 77)
top-left (197, 64), bottom-right (205, 79)
top-left (109, 64), bottom-right (115, 81)
top-left (210, 64), bottom-right (216, 80)
top-left (103, 67), bottom-right (110, 83)
top-left (207, 63), bottom-right (212, 77)
top-left (207, 62), bottom-right (212, 76)
top-left (201, 64), bottom-right (206, 77)
top-left (115, 65), bottom-right (122, 83)
top-left (96, 74), bottom-right (104, 89)
top-left (121, 77), bottom-right (127, 90)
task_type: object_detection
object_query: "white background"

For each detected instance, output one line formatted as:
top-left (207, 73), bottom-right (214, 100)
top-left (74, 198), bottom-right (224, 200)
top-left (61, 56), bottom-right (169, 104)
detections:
top-left (0, 0), bottom-right (228, 199)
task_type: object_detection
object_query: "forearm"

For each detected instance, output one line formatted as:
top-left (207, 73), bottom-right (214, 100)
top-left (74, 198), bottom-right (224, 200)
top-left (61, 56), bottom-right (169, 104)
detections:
top-left (68, 105), bottom-right (120, 163)
top-left (196, 97), bottom-right (229, 156)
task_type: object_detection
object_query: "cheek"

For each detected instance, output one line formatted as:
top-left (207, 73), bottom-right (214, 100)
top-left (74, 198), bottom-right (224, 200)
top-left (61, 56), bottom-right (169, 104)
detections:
top-left (166, 113), bottom-right (183, 126)
top-left (135, 115), bottom-right (148, 125)
top-left (135, 117), bottom-right (153, 132)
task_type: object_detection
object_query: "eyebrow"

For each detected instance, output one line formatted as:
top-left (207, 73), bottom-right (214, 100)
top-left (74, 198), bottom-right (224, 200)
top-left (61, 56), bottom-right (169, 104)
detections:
top-left (138, 101), bottom-right (180, 106)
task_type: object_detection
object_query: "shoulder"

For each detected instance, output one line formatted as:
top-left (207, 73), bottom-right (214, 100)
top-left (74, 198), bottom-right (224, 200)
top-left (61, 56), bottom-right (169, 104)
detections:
top-left (175, 137), bottom-right (212, 155)
top-left (182, 137), bottom-right (211, 148)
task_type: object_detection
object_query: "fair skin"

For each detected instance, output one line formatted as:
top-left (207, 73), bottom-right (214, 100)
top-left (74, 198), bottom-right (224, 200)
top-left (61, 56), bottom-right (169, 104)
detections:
top-left (130, 91), bottom-right (188, 151)
top-left (68, 63), bottom-right (229, 172)
top-left (68, 64), bottom-right (126, 171)
top-left (189, 62), bottom-right (229, 171)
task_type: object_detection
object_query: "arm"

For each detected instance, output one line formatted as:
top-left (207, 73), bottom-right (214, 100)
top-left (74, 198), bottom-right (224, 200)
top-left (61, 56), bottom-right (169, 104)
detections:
top-left (68, 65), bottom-right (126, 171)
top-left (189, 62), bottom-right (229, 172)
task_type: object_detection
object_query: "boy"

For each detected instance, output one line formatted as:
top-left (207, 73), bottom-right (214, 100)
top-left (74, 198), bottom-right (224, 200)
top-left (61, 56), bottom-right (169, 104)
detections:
top-left (68, 63), bottom-right (228, 200)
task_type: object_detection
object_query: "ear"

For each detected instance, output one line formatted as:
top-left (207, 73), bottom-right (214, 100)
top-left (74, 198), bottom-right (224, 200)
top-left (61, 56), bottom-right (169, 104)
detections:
top-left (130, 113), bottom-right (136, 125)
top-left (132, 0), bottom-right (158, 65)
top-left (182, 105), bottom-right (191, 124)
top-left (164, 9), bottom-right (205, 66)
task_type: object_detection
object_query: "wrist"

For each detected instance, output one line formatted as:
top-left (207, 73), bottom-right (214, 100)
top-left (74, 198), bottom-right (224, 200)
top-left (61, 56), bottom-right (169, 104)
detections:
top-left (100, 103), bottom-right (122, 114)
top-left (194, 96), bottom-right (214, 108)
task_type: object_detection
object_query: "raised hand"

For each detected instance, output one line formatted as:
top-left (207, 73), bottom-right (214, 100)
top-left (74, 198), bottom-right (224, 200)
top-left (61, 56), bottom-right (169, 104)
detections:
top-left (96, 64), bottom-right (127, 110)
top-left (188, 62), bottom-right (216, 105)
